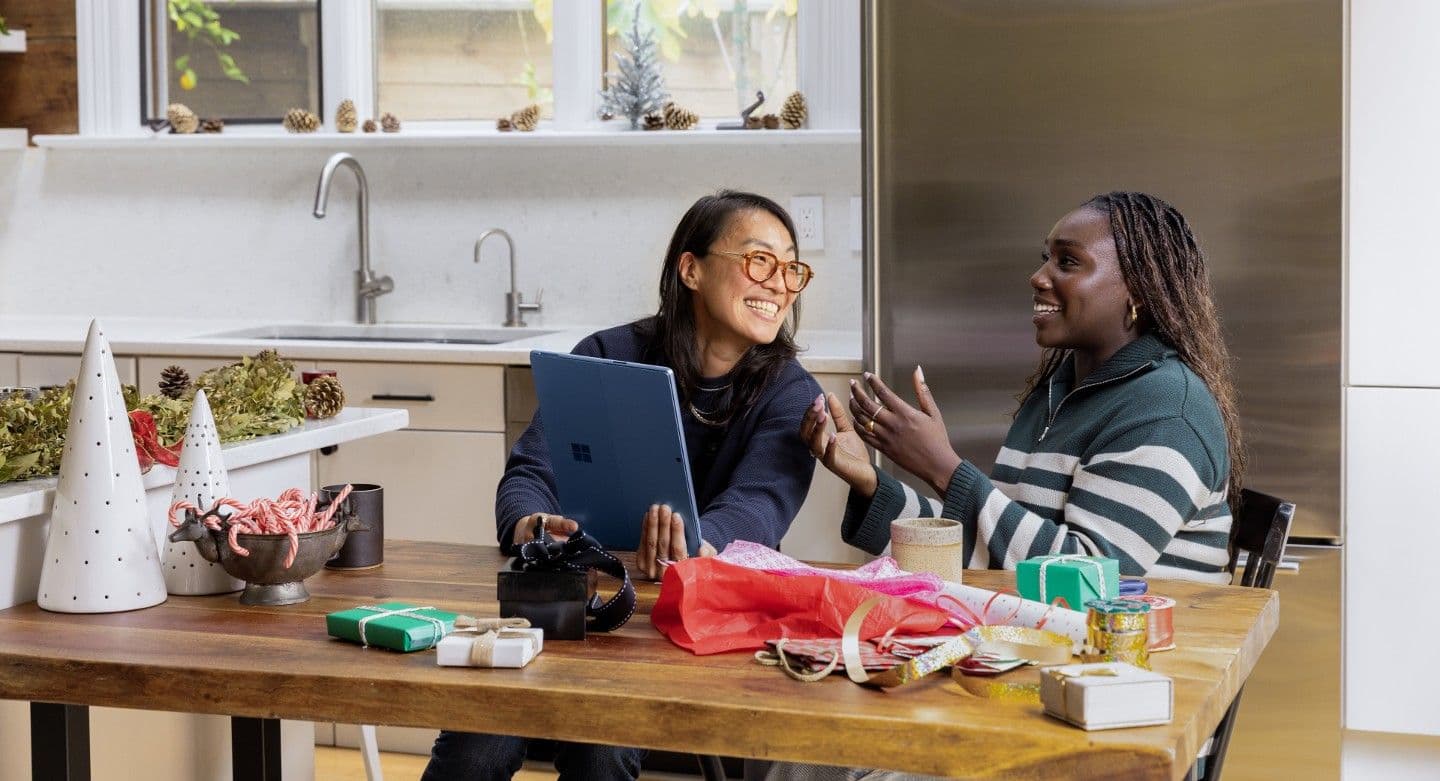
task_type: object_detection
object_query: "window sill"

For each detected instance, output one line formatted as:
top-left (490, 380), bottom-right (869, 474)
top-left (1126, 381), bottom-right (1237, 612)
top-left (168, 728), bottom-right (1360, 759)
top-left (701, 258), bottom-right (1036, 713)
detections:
top-left (31, 126), bottom-right (860, 151)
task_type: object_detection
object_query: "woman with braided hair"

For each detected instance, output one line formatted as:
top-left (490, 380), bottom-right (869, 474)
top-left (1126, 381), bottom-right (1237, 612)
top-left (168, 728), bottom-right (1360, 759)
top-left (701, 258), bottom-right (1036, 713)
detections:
top-left (803, 191), bottom-right (1243, 584)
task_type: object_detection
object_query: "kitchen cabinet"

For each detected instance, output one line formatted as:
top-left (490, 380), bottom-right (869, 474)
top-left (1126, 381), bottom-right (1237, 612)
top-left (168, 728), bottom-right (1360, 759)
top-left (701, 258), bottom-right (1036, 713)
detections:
top-left (313, 361), bottom-right (508, 547)
top-left (18, 352), bottom-right (137, 388)
top-left (0, 353), bottom-right (17, 386)
top-left (316, 429), bottom-right (506, 546)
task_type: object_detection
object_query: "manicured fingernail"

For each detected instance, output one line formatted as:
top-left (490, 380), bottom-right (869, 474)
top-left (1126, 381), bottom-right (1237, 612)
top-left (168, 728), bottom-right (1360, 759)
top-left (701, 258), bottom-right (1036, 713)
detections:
top-left (849, 379), bottom-right (857, 387)
top-left (812, 394), bottom-right (823, 409)
top-left (863, 372), bottom-right (872, 380)
top-left (917, 365), bottom-right (926, 383)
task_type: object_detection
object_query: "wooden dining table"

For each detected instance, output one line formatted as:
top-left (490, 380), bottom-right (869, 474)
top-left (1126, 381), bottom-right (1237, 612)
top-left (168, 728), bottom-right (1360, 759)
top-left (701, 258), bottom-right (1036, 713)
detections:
top-left (0, 541), bottom-right (1277, 781)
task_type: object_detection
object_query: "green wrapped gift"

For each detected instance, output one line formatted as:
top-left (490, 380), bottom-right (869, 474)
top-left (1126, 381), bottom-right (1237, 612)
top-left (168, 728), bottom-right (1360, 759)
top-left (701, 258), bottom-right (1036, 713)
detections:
top-left (326, 602), bottom-right (457, 652)
top-left (1016, 555), bottom-right (1119, 609)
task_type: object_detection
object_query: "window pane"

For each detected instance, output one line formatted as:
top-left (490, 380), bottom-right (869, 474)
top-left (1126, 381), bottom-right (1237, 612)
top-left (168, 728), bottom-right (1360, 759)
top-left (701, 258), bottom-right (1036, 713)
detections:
top-left (145, 0), bottom-right (320, 123)
top-left (376, 0), bottom-right (554, 121)
top-left (605, 0), bottom-right (798, 119)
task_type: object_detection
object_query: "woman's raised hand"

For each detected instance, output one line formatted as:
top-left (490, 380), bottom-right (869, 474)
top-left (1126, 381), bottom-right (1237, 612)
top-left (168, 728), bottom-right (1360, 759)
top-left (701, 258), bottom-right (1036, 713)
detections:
top-left (637, 504), bottom-right (716, 580)
top-left (848, 367), bottom-right (962, 496)
top-left (800, 391), bottom-right (879, 498)
top-left (512, 512), bottom-right (580, 547)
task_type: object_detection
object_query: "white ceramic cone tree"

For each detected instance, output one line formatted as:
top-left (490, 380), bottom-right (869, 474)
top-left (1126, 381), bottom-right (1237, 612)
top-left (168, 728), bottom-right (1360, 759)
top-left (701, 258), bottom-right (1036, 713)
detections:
top-left (38, 321), bottom-right (167, 613)
top-left (161, 389), bottom-right (243, 594)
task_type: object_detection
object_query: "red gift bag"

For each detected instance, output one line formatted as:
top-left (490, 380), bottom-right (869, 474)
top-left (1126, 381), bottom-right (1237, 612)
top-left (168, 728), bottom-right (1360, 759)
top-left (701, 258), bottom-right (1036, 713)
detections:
top-left (651, 557), bottom-right (956, 655)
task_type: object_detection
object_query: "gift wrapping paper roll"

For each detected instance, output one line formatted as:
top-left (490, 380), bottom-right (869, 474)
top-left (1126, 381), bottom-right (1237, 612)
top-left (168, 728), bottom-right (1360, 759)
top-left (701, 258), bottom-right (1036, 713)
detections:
top-left (890, 517), bottom-right (965, 583)
top-left (935, 582), bottom-right (1088, 649)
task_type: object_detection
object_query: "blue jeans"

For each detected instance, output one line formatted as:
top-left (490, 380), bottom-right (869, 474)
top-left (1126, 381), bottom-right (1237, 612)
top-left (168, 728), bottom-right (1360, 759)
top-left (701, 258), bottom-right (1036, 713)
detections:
top-left (422, 730), bottom-right (646, 781)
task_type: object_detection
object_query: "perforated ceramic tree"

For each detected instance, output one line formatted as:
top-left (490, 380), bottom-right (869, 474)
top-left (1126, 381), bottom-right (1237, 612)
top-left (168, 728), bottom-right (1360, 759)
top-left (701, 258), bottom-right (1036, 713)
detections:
top-left (161, 389), bottom-right (243, 595)
top-left (38, 320), bottom-right (167, 613)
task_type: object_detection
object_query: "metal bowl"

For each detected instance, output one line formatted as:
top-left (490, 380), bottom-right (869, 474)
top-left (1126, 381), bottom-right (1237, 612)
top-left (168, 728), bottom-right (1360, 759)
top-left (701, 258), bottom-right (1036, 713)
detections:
top-left (170, 510), bottom-right (362, 606)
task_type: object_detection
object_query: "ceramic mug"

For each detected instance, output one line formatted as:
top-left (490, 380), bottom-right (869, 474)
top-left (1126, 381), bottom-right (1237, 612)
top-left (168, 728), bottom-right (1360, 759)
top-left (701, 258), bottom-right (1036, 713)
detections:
top-left (323, 483), bottom-right (383, 569)
top-left (890, 517), bottom-right (965, 583)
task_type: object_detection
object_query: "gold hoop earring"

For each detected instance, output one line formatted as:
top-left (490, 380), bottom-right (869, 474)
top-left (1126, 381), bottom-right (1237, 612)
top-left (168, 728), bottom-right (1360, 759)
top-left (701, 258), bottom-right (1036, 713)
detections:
top-left (1128, 302), bottom-right (1139, 327)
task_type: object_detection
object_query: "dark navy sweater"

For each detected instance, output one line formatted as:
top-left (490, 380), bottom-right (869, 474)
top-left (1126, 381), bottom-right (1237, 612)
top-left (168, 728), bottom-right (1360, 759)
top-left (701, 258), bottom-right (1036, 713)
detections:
top-left (495, 322), bottom-right (822, 554)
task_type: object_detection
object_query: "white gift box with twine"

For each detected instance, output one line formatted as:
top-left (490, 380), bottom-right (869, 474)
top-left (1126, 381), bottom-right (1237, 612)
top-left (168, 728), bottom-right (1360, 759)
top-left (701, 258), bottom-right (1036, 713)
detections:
top-left (1040, 661), bottom-right (1173, 730)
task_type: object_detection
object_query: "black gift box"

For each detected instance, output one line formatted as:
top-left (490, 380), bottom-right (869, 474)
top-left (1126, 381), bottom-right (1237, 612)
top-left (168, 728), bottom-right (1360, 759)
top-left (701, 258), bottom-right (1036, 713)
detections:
top-left (497, 559), bottom-right (596, 641)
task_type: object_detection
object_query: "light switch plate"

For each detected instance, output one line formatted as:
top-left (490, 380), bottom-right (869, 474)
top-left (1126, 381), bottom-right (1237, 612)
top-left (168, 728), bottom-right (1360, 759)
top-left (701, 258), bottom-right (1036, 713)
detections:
top-left (790, 196), bottom-right (824, 251)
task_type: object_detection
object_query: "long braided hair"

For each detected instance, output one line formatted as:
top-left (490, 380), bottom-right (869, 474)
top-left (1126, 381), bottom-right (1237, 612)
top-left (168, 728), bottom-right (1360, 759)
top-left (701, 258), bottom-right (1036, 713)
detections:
top-left (1018, 192), bottom-right (1245, 505)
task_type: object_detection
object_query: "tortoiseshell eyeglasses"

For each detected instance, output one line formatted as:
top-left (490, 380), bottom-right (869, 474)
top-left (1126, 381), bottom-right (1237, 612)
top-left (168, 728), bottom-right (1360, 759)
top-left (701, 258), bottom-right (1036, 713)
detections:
top-left (709, 249), bottom-right (815, 293)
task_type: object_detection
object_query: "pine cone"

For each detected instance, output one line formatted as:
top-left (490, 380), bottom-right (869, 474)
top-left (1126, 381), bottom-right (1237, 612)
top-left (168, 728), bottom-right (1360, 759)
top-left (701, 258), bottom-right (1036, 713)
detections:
top-left (510, 104), bottom-right (540, 132)
top-left (745, 115), bottom-right (763, 130)
top-left (762, 113), bottom-right (780, 130)
top-left (643, 112), bottom-right (666, 131)
top-left (167, 103), bottom-right (199, 134)
top-left (496, 117), bottom-right (513, 132)
top-left (158, 365), bottom-right (191, 399)
top-left (304, 375), bottom-right (346, 420)
top-left (199, 117), bottom-right (224, 133)
top-left (335, 99), bottom-right (358, 133)
top-left (362, 118), bottom-right (378, 133)
top-left (380, 112), bottom-right (401, 133)
top-left (781, 91), bottom-right (808, 129)
top-left (283, 108), bottom-right (321, 133)
top-left (663, 102), bottom-right (699, 130)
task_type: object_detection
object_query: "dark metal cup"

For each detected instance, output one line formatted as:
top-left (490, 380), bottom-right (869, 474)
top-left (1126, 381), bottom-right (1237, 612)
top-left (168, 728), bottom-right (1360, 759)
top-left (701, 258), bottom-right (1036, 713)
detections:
top-left (323, 483), bottom-right (384, 569)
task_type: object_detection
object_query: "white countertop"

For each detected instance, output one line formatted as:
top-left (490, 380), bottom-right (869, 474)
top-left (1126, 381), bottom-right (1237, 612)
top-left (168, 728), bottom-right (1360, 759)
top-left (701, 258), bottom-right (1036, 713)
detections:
top-left (0, 316), bottom-right (862, 374)
top-left (0, 406), bottom-right (408, 525)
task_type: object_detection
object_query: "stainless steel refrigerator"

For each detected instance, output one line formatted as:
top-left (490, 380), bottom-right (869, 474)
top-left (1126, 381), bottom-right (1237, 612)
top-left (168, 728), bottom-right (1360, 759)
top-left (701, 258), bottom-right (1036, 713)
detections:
top-left (861, 2), bottom-right (1341, 777)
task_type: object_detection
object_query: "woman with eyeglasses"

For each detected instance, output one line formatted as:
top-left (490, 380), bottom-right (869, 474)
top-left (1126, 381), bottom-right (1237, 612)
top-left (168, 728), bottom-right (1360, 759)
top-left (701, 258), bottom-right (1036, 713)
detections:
top-left (423, 190), bottom-right (821, 781)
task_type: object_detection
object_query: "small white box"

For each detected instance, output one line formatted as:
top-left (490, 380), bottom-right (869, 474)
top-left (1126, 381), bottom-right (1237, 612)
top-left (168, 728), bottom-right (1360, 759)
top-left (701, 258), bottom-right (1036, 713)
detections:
top-left (436, 628), bottom-right (543, 668)
top-left (1039, 662), bottom-right (1173, 730)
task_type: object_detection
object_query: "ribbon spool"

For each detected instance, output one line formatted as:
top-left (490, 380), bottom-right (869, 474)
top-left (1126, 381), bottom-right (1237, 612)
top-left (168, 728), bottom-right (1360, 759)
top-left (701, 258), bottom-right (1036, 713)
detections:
top-left (1084, 598), bottom-right (1151, 669)
top-left (1120, 594), bottom-right (1175, 651)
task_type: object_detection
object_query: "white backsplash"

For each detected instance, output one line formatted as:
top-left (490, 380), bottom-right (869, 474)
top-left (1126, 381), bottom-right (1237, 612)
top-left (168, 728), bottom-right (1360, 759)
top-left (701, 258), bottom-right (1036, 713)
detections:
top-left (0, 142), bottom-right (861, 337)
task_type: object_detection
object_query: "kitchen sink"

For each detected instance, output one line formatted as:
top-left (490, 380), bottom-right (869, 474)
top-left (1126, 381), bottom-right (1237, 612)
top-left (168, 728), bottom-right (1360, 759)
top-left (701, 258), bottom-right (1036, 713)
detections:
top-left (201, 324), bottom-right (557, 345)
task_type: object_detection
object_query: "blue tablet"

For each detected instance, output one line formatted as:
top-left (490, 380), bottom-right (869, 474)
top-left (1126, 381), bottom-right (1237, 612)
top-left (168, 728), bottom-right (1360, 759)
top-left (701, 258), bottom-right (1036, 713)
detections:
top-left (529, 350), bottom-right (702, 556)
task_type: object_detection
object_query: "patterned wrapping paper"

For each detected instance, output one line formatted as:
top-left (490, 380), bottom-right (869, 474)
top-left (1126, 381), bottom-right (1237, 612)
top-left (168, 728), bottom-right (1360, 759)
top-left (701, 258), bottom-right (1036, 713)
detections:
top-left (935, 582), bottom-right (1089, 649)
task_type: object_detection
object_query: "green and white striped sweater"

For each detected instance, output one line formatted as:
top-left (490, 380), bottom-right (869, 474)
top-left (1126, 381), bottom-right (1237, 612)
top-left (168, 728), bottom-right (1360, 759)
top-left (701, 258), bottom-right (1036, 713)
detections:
top-left (842, 333), bottom-right (1233, 584)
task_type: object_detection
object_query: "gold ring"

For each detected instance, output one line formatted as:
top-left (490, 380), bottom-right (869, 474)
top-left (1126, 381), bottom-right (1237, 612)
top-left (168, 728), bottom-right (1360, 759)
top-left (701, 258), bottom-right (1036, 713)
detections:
top-left (866, 418), bottom-right (876, 433)
top-left (874, 401), bottom-right (886, 416)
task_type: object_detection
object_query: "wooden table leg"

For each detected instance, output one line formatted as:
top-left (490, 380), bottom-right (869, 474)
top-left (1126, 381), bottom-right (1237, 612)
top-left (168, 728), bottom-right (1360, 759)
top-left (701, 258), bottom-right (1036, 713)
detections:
top-left (232, 717), bottom-right (283, 781)
top-left (30, 702), bottom-right (90, 781)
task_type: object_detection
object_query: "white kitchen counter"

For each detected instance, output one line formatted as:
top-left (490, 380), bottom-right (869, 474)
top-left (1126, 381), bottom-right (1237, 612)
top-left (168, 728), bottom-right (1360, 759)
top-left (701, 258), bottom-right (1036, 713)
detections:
top-left (0, 406), bottom-right (408, 526)
top-left (0, 316), bottom-right (863, 373)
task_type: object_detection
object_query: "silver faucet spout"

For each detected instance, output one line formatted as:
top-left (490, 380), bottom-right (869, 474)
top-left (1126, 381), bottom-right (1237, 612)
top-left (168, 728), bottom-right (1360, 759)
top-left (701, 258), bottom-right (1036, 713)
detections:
top-left (314, 152), bottom-right (393, 324)
top-left (475, 228), bottom-right (542, 328)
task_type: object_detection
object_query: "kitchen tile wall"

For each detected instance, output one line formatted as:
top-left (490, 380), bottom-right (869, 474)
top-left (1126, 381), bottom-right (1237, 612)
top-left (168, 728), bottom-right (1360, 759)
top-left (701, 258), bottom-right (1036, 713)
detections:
top-left (0, 141), bottom-right (861, 334)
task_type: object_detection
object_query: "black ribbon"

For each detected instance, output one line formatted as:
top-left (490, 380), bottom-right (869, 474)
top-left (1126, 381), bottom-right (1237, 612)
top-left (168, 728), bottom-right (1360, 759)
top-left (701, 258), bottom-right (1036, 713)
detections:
top-left (515, 523), bottom-right (636, 633)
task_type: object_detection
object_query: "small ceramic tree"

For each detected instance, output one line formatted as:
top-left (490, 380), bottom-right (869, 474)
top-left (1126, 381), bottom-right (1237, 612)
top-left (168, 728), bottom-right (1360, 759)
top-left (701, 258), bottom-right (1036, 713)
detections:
top-left (38, 321), bottom-right (167, 613)
top-left (161, 389), bottom-right (243, 595)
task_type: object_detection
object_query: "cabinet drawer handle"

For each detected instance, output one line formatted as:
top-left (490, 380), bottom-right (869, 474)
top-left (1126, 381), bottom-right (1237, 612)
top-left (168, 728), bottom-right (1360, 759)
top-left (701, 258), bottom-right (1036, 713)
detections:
top-left (371, 393), bottom-right (435, 403)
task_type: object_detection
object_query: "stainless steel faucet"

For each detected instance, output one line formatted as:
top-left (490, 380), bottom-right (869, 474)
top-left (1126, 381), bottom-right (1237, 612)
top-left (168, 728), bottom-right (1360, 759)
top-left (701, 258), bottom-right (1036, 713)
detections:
top-left (314, 152), bottom-right (394, 324)
top-left (474, 228), bottom-right (542, 327)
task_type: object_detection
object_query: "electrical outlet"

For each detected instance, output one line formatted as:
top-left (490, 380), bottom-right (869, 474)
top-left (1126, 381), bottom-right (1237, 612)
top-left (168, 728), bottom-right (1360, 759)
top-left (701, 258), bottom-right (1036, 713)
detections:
top-left (790, 196), bottom-right (824, 251)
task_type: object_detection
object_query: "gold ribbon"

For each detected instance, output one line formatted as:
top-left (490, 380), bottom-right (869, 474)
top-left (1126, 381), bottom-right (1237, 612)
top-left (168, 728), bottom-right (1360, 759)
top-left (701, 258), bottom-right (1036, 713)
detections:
top-left (841, 596), bottom-right (974, 688)
top-left (969, 625), bottom-right (1074, 666)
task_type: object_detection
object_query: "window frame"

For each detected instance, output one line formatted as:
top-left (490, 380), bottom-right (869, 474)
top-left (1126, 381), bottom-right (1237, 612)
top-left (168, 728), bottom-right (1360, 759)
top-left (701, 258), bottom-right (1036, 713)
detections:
top-left (76, 0), bottom-right (857, 138)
